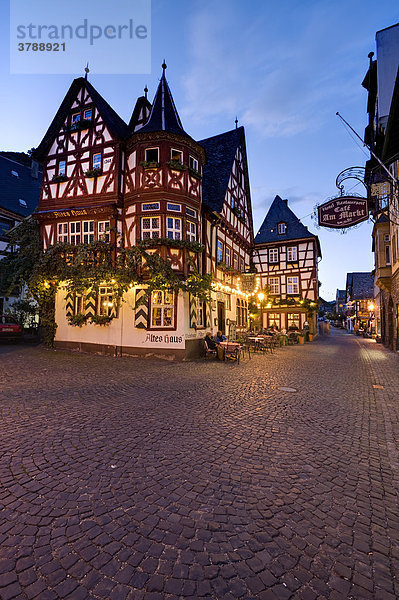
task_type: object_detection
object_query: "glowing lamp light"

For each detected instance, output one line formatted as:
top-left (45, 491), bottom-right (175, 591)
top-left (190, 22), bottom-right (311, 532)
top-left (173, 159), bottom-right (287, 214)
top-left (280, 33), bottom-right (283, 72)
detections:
top-left (368, 302), bottom-right (375, 312)
top-left (257, 292), bottom-right (265, 302)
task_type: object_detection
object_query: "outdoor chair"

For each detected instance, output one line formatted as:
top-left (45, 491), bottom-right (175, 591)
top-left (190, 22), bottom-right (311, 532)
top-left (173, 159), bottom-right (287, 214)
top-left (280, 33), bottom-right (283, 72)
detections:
top-left (223, 343), bottom-right (240, 364)
top-left (203, 339), bottom-right (217, 359)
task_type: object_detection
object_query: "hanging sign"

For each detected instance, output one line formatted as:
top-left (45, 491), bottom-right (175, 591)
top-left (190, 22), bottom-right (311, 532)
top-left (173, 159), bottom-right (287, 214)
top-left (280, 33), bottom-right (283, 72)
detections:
top-left (318, 196), bottom-right (369, 229)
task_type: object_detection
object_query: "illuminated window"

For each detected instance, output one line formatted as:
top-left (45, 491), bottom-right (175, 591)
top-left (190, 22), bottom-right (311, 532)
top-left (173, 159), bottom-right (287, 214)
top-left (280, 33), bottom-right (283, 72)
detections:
top-left (278, 222), bottom-right (286, 234)
top-left (98, 286), bottom-right (114, 316)
top-left (287, 313), bottom-right (300, 328)
top-left (98, 221), bottom-right (110, 242)
top-left (84, 109), bottom-right (92, 120)
top-left (57, 223), bottom-right (68, 243)
top-left (70, 222), bottom-right (81, 245)
top-left (287, 276), bottom-right (299, 295)
top-left (225, 246), bottom-right (231, 267)
top-left (167, 217), bottom-right (181, 239)
top-left (268, 313), bottom-right (281, 329)
top-left (287, 246), bottom-right (297, 262)
top-left (233, 253), bottom-right (239, 271)
top-left (171, 148), bottom-right (183, 162)
top-left (269, 277), bottom-right (280, 295)
top-left (151, 290), bottom-right (175, 328)
top-left (141, 217), bottom-right (160, 239)
top-left (73, 294), bottom-right (86, 315)
top-left (187, 221), bottom-right (196, 241)
top-left (269, 248), bottom-right (279, 263)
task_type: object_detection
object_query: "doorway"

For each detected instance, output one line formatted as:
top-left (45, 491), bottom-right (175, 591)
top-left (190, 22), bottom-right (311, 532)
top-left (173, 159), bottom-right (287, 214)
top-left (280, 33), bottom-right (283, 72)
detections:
top-left (217, 301), bottom-right (225, 334)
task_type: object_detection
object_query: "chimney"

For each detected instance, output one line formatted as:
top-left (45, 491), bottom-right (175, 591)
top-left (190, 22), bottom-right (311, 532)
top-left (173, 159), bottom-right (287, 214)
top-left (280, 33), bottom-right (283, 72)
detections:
top-left (283, 199), bottom-right (288, 205)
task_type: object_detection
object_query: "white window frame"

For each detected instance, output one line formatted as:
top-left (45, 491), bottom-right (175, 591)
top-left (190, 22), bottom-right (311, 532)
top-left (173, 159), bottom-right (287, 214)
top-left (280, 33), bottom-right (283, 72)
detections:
top-left (98, 286), bottom-right (114, 316)
top-left (278, 222), bottom-right (286, 234)
top-left (142, 202), bottom-right (160, 211)
top-left (233, 253), bottom-right (239, 271)
top-left (268, 313), bottom-right (281, 329)
top-left (186, 207), bottom-right (197, 218)
top-left (187, 221), bottom-right (196, 242)
top-left (70, 221), bottom-right (81, 245)
top-left (98, 221), bottom-right (110, 242)
top-left (171, 148), bottom-right (183, 162)
top-left (189, 156), bottom-right (199, 171)
top-left (83, 221), bottom-right (94, 244)
top-left (217, 240), bottom-right (224, 264)
top-left (166, 217), bottom-right (181, 240)
top-left (150, 290), bottom-right (175, 329)
top-left (269, 248), bottom-right (279, 263)
top-left (287, 276), bottom-right (299, 295)
top-left (287, 246), bottom-right (297, 262)
top-left (196, 298), bottom-right (206, 329)
top-left (269, 277), bottom-right (280, 295)
top-left (385, 245), bottom-right (391, 266)
top-left (141, 216), bottom-right (160, 240)
top-left (225, 246), bottom-right (231, 267)
top-left (145, 148), bottom-right (159, 163)
top-left (287, 313), bottom-right (300, 328)
top-left (57, 222), bottom-right (68, 243)
top-left (166, 203), bottom-right (181, 212)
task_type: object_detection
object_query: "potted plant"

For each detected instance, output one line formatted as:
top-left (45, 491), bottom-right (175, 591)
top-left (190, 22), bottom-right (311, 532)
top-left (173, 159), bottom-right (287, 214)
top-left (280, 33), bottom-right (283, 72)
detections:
top-left (140, 160), bottom-right (160, 169)
top-left (189, 167), bottom-right (202, 180)
top-left (52, 174), bottom-right (68, 183)
top-left (85, 168), bottom-right (103, 178)
top-left (67, 313), bottom-right (87, 327)
top-left (90, 314), bottom-right (113, 326)
top-left (166, 159), bottom-right (187, 172)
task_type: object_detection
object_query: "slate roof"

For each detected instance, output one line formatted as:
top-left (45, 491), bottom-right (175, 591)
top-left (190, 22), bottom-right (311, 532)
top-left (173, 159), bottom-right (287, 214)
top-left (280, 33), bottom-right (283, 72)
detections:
top-left (0, 154), bottom-right (41, 217)
top-left (346, 272), bottom-right (374, 300)
top-left (199, 127), bottom-right (244, 213)
top-left (254, 195), bottom-right (321, 255)
top-left (34, 78), bottom-right (130, 162)
top-left (336, 289), bottom-right (346, 300)
top-left (139, 69), bottom-right (189, 137)
top-left (129, 96), bottom-right (152, 132)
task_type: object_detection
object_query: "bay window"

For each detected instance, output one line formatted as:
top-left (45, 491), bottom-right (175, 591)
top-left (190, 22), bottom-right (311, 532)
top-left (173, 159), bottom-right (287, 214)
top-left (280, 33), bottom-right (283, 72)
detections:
top-left (187, 221), bottom-right (196, 241)
top-left (167, 217), bottom-right (181, 239)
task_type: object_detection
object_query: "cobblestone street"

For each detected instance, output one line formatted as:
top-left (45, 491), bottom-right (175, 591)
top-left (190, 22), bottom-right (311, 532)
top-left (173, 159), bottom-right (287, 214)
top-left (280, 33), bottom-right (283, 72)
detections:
top-left (0, 329), bottom-right (399, 600)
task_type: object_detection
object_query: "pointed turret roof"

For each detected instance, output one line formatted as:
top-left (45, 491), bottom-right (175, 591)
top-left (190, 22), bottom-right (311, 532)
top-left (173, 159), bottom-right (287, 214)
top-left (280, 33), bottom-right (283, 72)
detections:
top-left (255, 195), bottom-right (321, 255)
top-left (139, 63), bottom-right (189, 137)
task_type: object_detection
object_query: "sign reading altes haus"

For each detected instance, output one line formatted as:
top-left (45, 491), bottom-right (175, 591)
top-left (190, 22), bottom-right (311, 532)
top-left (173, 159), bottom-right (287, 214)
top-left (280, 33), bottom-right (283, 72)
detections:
top-left (318, 196), bottom-right (369, 229)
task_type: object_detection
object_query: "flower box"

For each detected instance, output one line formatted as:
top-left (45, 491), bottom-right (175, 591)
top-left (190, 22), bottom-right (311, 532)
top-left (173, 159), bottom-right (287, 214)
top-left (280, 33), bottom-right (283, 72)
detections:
top-left (52, 174), bottom-right (68, 183)
top-left (67, 313), bottom-right (87, 327)
top-left (140, 160), bottom-right (160, 169)
top-left (189, 167), bottom-right (202, 180)
top-left (90, 314), bottom-right (113, 326)
top-left (85, 168), bottom-right (103, 178)
top-left (166, 160), bottom-right (187, 172)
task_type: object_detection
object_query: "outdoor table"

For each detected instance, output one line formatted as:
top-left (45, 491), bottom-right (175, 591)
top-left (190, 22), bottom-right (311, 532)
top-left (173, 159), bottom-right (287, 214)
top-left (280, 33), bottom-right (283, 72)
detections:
top-left (247, 337), bottom-right (264, 352)
top-left (219, 341), bottom-right (241, 362)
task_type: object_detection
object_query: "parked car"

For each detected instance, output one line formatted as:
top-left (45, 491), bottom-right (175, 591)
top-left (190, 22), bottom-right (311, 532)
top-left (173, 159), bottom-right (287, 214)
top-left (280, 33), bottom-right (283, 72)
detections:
top-left (0, 315), bottom-right (23, 342)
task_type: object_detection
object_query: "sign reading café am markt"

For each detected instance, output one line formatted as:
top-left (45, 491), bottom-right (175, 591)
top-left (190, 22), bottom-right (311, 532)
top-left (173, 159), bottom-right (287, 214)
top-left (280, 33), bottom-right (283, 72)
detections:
top-left (318, 196), bottom-right (369, 229)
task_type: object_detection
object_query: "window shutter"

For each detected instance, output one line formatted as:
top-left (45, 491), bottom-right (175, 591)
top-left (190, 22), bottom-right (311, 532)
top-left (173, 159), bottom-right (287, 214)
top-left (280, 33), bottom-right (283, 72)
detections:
top-left (189, 294), bottom-right (197, 329)
top-left (65, 292), bottom-right (73, 317)
top-left (85, 289), bottom-right (96, 318)
top-left (135, 287), bottom-right (149, 329)
top-left (205, 303), bottom-right (212, 328)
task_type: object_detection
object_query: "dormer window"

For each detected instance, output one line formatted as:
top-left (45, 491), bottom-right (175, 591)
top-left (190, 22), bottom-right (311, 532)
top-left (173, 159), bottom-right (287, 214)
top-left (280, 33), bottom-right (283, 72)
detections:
top-left (58, 161), bottom-right (66, 176)
top-left (278, 222), bottom-right (286, 234)
top-left (19, 199), bottom-right (27, 208)
top-left (84, 109), bottom-right (92, 120)
top-left (11, 170), bottom-right (19, 177)
top-left (72, 113), bottom-right (81, 124)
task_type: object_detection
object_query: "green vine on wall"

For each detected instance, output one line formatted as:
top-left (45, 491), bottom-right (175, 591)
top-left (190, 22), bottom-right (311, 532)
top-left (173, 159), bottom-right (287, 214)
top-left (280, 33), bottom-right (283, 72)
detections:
top-left (0, 218), bottom-right (212, 347)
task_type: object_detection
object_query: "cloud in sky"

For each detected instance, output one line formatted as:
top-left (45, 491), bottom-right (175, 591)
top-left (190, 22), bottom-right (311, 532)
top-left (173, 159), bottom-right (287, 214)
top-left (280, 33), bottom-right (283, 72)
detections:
top-left (180, 0), bottom-right (367, 138)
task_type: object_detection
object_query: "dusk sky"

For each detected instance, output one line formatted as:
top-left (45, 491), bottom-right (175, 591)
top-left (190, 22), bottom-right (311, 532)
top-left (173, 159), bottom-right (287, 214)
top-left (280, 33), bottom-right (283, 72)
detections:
top-left (1, 0), bottom-right (399, 299)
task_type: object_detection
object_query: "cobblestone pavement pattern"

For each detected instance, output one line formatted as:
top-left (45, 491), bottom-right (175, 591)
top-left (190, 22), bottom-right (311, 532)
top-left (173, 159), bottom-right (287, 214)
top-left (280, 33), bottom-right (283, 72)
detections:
top-left (0, 329), bottom-right (399, 600)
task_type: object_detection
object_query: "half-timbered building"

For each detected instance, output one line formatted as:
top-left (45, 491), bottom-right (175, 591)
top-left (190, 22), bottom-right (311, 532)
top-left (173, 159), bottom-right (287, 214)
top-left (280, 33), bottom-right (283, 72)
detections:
top-left (253, 195), bottom-right (321, 332)
top-left (34, 65), bottom-right (255, 359)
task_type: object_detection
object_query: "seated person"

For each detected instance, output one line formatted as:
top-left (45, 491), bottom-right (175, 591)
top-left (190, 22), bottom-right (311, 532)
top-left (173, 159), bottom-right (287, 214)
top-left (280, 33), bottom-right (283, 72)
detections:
top-left (204, 332), bottom-right (224, 360)
top-left (215, 330), bottom-right (227, 343)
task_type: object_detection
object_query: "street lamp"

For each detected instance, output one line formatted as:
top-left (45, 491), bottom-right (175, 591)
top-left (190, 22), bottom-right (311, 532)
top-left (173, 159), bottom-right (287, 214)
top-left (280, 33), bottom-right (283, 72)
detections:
top-left (257, 291), bottom-right (265, 331)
